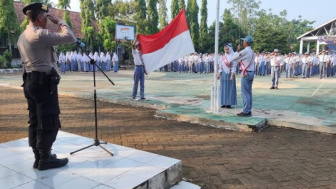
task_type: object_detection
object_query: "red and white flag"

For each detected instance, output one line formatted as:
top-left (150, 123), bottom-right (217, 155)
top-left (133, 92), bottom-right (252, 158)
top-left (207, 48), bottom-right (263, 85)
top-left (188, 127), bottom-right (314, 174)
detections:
top-left (138, 8), bottom-right (195, 74)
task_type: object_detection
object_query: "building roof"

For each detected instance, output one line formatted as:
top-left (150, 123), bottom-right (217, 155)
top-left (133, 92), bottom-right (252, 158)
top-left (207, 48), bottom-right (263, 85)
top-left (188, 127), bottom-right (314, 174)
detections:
top-left (14, 1), bottom-right (98, 38)
top-left (297, 17), bottom-right (336, 40)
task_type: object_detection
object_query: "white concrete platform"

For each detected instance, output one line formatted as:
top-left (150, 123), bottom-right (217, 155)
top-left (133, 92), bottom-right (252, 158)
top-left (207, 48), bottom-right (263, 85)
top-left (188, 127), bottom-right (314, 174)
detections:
top-left (170, 181), bottom-right (200, 189)
top-left (0, 131), bottom-right (182, 189)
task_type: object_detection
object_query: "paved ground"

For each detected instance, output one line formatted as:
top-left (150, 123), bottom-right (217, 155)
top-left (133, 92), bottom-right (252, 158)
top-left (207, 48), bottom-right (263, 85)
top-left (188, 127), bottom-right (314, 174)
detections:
top-left (1, 85), bottom-right (336, 189)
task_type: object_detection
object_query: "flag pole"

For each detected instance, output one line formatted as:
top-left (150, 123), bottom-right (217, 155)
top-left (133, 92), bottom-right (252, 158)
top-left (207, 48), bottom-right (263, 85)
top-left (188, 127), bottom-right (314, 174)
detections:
top-left (212, 0), bottom-right (220, 113)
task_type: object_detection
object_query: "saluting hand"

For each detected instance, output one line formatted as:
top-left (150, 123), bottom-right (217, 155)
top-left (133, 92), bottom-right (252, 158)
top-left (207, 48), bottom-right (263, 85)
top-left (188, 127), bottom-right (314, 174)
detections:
top-left (47, 14), bottom-right (61, 25)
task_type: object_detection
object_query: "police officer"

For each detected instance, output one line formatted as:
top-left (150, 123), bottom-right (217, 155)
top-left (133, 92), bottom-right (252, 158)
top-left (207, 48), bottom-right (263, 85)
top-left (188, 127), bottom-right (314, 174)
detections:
top-left (17, 3), bottom-right (76, 170)
top-left (231, 36), bottom-right (255, 117)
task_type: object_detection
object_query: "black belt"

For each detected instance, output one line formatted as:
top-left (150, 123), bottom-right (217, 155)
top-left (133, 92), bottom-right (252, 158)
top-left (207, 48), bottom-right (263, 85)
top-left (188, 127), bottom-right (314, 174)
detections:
top-left (247, 71), bottom-right (254, 72)
top-left (135, 65), bottom-right (143, 67)
top-left (27, 71), bottom-right (51, 79)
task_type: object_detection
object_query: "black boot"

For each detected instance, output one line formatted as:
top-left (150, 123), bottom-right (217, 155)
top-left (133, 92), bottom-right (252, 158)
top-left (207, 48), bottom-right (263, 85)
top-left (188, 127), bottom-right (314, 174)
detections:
top-left (33, 149), bottom-right (40, 169)
top-left (38, 150), bottom-right (68, 171)
top-left (33, 149), bottom-right (57, 169)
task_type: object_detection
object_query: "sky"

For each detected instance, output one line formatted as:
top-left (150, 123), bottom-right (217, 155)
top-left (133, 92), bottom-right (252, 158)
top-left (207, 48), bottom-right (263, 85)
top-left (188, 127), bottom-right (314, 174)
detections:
top-left (52, 0), bottom-right (336, 28)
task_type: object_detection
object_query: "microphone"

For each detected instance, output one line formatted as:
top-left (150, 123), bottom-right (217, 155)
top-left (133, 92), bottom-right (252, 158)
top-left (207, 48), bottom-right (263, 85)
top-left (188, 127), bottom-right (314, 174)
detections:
top-left (76, 39), bottom-right (86, 48)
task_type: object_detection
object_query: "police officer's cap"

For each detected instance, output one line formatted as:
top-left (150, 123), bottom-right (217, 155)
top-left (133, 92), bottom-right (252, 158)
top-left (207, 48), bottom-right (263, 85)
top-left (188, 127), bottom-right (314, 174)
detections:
top-left (274, 49), bottom-right (279, 53)
top-left (23, 3), bottom-right (48, 15)
top-left (240, 36), bottom-right (253, 44)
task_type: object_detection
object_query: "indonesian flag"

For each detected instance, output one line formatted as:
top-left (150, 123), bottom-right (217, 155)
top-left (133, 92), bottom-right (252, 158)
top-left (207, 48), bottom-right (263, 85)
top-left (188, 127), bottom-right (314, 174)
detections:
top-left (138, 8), bottom-right (195, 74)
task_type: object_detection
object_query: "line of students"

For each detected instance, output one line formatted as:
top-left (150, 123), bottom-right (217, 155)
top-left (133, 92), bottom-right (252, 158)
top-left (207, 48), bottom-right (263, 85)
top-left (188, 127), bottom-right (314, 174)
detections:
top-left (254, 50), bottom-right (336, 80)
top-left (58, 51), bottom-right (119, 73)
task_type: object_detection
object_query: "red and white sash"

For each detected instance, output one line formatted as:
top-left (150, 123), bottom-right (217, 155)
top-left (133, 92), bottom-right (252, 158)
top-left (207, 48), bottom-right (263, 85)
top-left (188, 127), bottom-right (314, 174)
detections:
top-left (222, 55), bottom-right (232, 68)
top-left (240, 52), bottom-right (255, 76)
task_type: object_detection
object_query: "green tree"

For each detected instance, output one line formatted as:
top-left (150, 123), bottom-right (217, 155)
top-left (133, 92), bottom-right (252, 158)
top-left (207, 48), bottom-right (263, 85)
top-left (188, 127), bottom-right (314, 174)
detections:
top-left (95, 0), bottom-right (111, 20)
top-left (110, 0), bottom-right (133, 22)
top-left (253, 10), bottom-right (288, 53)
top-left (58, 0), bottom-right (73, 29)
top-left (86, 26), bottom-right (95, 50)
top-left (171, 0), bottom-right (179, 19)
top-left (0, 55), bottom-right (5, 68)
top-left (189, 0), bottom-right (199, 51)
top-left (101, 16), bottom-right (116, 51)
top-left (132, 0), bottom-right (148, 34)
top-left (186, 0), bottom-right (192, 23)
top-left (80, 0), bottom-right (95, 38)
top-left (199, 0), bottom-right (208, 52)
top-left (95, 0), bottom-right (112, 50)
top-left (3, 50), bottom-right (12, 68)
top-left (287, 16), bottom-right (314, 52)
top-left (158, 0), bottom-right (168, 30)
top-left (137, 0), bottom-right (146, 19)
top-left (227, 0), bottom-right (260, 35)
top-left (220, 9), bottom-right (242, 48)
top-left (146, 0), bottom-right (158, 34)
top-left (0, 0), bottom-right (20, 52)
top-left (179, 0), bottom-right (185, 9)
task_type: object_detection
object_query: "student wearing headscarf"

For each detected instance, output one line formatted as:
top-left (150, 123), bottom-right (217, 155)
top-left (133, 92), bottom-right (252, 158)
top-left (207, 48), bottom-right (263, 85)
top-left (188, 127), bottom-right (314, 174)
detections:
top-left (112, 52), bottom-right (119, 72)
top-left (89, 52), bottom-right (94, 72)
top-left (94, 52), bottom-right (100, 71)
top-left (106, 51), bottom-right (111, 71)
top-left (65, 51), bottom-right (71, 71)
top-left (70, 51), bottom-right (77, 71)
top-left (82, 52), bottom-right (89, 72)
top-left (76, 51), bottom-right (83, 72)
top-left (100, 52), bottom-right (106, 71)
top-left (217, 43), bottom-right (237, 108)
top-left (59, 52), bottom-right (66, 74)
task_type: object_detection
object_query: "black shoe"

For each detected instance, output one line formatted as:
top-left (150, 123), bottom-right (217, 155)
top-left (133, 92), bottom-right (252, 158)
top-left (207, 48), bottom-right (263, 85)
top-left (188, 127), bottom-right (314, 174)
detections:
top-left (140, 97), bottom-right (146, 100)
top-left (38, 151), bottom-right (68, 171)
top-left (237, 112), bottom-right (252, 117)
top-left (270, 86), bottom-right (275, 89)
top-left (221, 105), bottom-right (226, 108)
top-left (226, 105), bottom-right (231, 109)
top-left (33, 149), bottom-right (57, 169)
top-left (275, 87), bottom-right (278, 89)
top-left (132, 96), bottom-right (136, 99)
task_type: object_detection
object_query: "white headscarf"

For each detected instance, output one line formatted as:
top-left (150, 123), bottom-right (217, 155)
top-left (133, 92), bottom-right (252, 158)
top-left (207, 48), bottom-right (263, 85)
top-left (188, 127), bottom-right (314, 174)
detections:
top-left (219, 43), bottom-right (237, 74)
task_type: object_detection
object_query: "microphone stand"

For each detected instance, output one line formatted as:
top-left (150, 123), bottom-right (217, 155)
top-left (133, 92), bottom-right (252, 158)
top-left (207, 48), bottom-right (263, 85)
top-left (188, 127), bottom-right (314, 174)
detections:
top-left (70, 43), bottom-right (114, 156)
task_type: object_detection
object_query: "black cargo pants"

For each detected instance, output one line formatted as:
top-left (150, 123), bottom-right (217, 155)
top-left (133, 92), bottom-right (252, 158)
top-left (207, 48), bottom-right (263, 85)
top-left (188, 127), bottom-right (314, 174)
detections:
top-left (23, 71), bottom-right (61, 151)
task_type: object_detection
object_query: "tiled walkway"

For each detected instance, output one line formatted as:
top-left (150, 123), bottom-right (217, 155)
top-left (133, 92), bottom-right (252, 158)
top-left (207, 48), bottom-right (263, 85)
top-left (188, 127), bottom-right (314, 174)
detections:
top-left (0, 131), bottom-right (182, 189)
